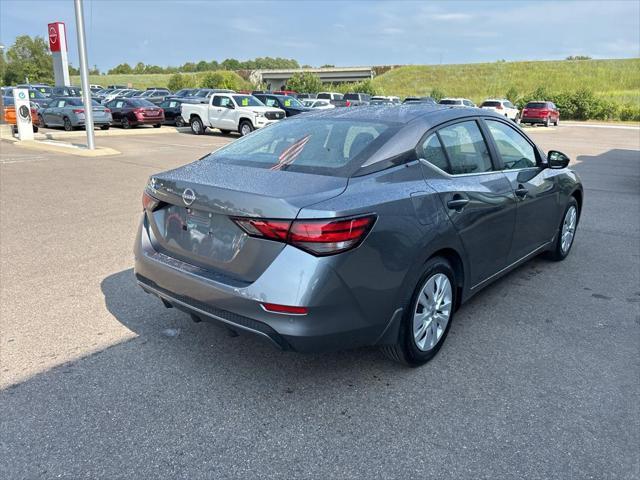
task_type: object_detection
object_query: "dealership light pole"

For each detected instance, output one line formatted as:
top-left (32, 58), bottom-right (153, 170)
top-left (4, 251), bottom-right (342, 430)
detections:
top-left (73, 0), bottom-right (95, 149)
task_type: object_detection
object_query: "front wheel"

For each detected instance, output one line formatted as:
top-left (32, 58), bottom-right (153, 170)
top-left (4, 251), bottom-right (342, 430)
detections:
top-left (175, 116), bottom-right (185, 128)
top-left (38, 114), bottom-right (47, 128)
top-left (101, 124), bottom-right (110, 130)
top-left (190, 117), bottom-right (204, 135)
top-left (63, 117), bottom-right (73, 131)
top-left (154, 123), bottom-right (161, 128)
top-left (238, 120), bottom-right (253, 136)
top-left (121, 118), bottom-right (131, 129)
top-left (381, 257), bottom-right (456, 366)
top-left (554, 117), bottom-right (559, 126)
top-left (546, 197), bottom-right (579, 261)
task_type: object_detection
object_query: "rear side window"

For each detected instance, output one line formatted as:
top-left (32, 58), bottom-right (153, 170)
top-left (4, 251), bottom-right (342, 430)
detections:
top-left (438, 121), bottom-right (493, 175)
top-left (206, 118), bottom-right (397, 177)
top-left (420, 134), bottom-right (449, 172)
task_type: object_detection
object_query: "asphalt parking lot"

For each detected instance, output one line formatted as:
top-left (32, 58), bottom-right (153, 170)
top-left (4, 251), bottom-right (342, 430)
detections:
top-left (1, 124), bottom-right (639, 479)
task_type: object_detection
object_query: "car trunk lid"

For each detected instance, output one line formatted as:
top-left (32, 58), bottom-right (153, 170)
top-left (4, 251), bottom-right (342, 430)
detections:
top-left (144, 161), bottom-right (347, 282)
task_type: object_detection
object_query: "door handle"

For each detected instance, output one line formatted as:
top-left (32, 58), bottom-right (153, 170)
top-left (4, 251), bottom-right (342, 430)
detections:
top-left (447, 195), bottom-right (469, 211)
top-left (515, 185), bottom-right (529, 199)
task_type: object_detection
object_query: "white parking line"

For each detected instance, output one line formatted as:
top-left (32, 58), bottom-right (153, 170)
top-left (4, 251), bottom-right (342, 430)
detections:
top-left (561, 123), bottom-right (640, 130)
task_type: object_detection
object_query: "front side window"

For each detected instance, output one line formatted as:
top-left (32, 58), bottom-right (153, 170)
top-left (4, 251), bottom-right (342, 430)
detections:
top-left (438, 121), bottom-right (493, 175)
top-left (486, 120), bottom-right (537, 169)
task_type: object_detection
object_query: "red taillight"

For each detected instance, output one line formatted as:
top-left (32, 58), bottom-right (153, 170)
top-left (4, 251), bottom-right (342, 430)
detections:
top-left (345, 100), bottom-right (352, 107)
top-left (496, 104), bottom-right (503, 110)
top-left (261, 303), bottom-right (308, 315)
top-left (232, 215), bottom-right (376, 256)
top-left (104, 108), bottom-right (111, 113)
top-left (232, 218), bottom-right (291, 240)
top-left (73, 109), bottom-right (84, 114)
top-left (142, 191), bottom-right (159, 211)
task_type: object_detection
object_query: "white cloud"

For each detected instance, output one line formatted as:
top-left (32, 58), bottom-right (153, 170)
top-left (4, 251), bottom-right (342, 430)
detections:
top-left (429, 13), bottom-right (472, 21)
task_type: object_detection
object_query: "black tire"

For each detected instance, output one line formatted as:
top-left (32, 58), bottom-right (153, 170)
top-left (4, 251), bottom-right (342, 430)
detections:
top-left (219, 129), bottom-right (231, 135)
top-left (154, 123), bottom-right (161, 128)
top-left (63, 117), bottom-right (73, 131)
top-left (101, 124), bottom-right (110, 130)
top-left (545, 197), bottom-right (579, 261)
top-left (121, 117), bottom-right (131, 129)
top-left (381, 256), bottom-right (457, 366)
top-left (554, 117), bottom-right (559, 126)
top-left (238, 120), bottom-right (253, 136)
top-left (38, 114), bottom-right (47, 128)
top-left (175, 116), bottom-right (185, 128)
top-left (32, 125), bottom-right (39, 133)
top-left (544, 116), bottom-right (550, 127)
top-left (190, 116), bottom-right (204, 135)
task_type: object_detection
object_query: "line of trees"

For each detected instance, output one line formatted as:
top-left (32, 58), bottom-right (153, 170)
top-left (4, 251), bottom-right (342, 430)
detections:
top-left (108, 57), bottom-right (302, 75)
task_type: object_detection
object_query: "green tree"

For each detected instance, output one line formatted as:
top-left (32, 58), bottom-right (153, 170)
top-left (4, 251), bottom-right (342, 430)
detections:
top-left (221, 58), bottom-right (241, 70)
top-left (286, 71), bottom-right (322, 93)
top-left (68, 63), bottom-right (80, 75)
top-left (133, 62), bottom-right (146, 74)
top-left (108, 63), bottom-right (133, 74)
top-left (196, 60), bottom-right (209, 72)
top-left (429, 87), bottom-right (445, 102)
top-left (199, 70), bottom-right (250, 90)
top-left (3, 35), bottom-right (53, 85)
top-left (167, 73), bottom-right (196, 91)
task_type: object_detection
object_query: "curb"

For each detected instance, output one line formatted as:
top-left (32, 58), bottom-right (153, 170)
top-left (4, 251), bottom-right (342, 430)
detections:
top-left (2, 136), bottom-right (120, 157)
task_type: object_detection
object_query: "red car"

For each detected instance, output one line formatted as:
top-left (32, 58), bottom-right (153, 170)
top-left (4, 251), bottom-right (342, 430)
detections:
top-left (105, 98), bottom-right (165, 128)
top-left (521, 101), bottom-right (560, 127)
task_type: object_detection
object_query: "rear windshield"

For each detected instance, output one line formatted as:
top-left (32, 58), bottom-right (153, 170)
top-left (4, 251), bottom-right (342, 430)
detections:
top-left (526, 102), bottom-right (547, 108)
top-left (344, 93), bottom-right (363, 100)
top-left (128, 99), bottom-right (156, 107)
top-left (204, 118), bottom-right (398, 177)
top-left (481, 101), bottom-right (501, 107)
top-left (439, 99), bottom-right (461, 105)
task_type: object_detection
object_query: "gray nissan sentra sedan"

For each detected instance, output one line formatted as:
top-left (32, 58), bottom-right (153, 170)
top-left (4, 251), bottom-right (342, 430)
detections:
top-left (134, 105), bottom-right (583, 366)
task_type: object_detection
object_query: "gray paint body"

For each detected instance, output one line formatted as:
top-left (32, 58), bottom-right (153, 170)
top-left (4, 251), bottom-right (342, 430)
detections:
top-left (134, 106), bottom-right (583, 352)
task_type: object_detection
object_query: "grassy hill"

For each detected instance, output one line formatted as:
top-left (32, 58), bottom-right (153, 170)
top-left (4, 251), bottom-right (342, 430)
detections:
top-left (371, 58), bottom-right (640, 105)
top-left (71, 73), bottom-right (175, 90)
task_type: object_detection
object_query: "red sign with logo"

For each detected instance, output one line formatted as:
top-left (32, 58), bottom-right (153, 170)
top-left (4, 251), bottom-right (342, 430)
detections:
top-left (48, 22), bottom-right (66, 52)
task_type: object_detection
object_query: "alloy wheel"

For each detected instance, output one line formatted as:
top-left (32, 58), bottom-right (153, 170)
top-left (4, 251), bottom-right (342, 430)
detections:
top-left (241, 123), bottom-right (251, 136)
top-left (561, 205), bottom-right (577, 253)
top-left (413, 273), bottom-right (452, 352)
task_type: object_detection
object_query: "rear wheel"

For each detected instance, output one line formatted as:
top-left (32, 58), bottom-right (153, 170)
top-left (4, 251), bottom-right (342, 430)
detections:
top-left (121, 117), bottom-right (131, 129)
top-left (239, 120), bottom-right (253, 136)
top-left (100, 124), bottom-right (110, 130)
top-left (175, 116), bottom-right (185, 128)
top-left (32, 125), bottom-right (39, 133)
top-left (544, 116), bottom-right (550, 127)
top-left (190, 116), bottom-right (204, 135)
top-left (382, 257), bottom-right (456, 366)
top-left (38, 114), bottom-right (47, 128)
top-left (554, 117), bottom-right (559, 126)
top-left (63, 117), bottom-right (73, 131)
top-left (546, 197), bottom-right (579, 261)
top-left (154, 123), bottom-right (161, 128)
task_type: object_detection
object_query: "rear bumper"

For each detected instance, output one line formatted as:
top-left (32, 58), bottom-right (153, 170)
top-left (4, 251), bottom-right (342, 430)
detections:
top-left (133, 216), bottom-right (393, 352)
top-left (521, 117), bottom-right (548, 124)
top-left (134, 117), bottom-right (165, 125)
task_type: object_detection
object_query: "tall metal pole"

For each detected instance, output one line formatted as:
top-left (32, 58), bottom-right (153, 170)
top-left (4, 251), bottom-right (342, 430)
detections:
top-left (74, 0), bottom-right (95, 149)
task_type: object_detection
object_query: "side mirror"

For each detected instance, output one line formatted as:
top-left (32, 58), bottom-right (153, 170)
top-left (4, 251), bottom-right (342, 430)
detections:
top-left (548, 150), bottom-right (570, 169)
top-left (226, 103), bottom-right (235, 109)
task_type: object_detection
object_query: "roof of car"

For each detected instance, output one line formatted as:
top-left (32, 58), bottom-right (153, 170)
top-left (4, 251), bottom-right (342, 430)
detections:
top-left (299, 103), bottom-right (473, 124)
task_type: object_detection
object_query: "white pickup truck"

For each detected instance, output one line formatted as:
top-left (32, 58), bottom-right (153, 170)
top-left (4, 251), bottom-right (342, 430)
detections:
top-left (181, 93), bottom-right (285, 136)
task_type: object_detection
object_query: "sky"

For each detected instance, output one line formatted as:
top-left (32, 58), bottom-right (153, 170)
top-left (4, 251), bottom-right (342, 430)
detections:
top-left (1, 0), bottom-right (639, 70)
